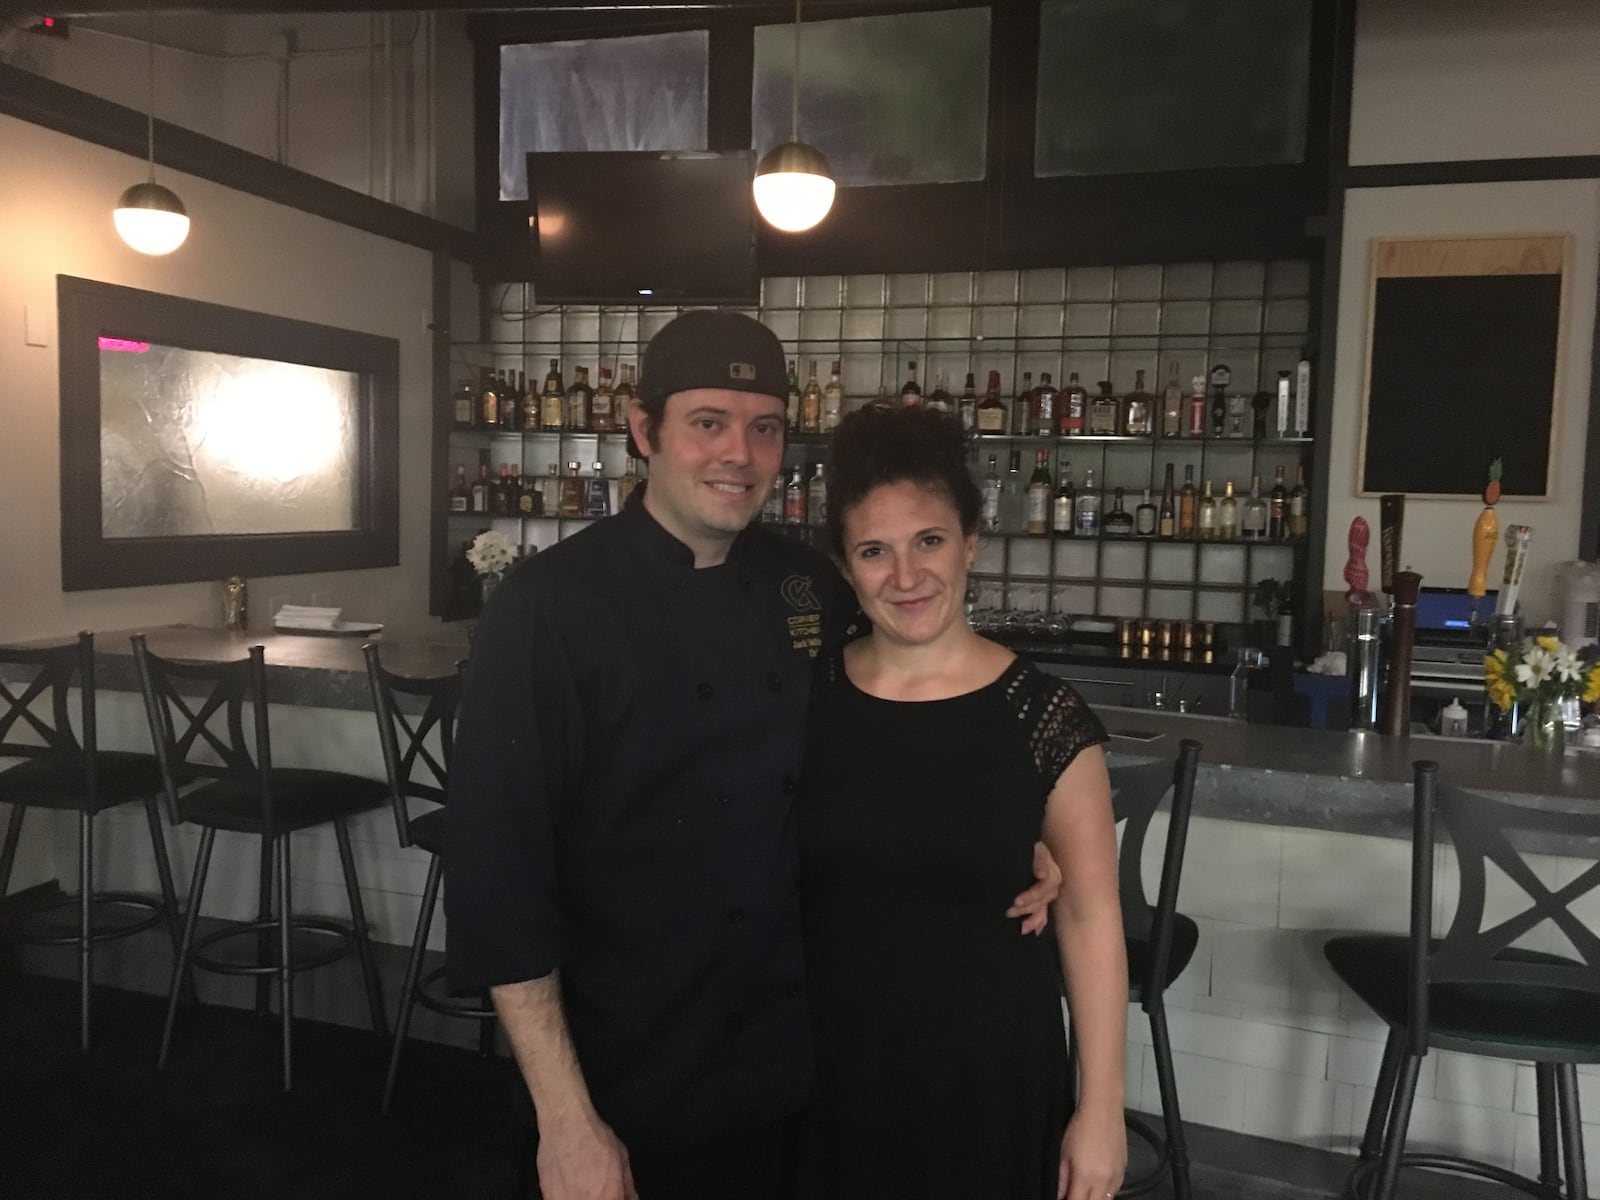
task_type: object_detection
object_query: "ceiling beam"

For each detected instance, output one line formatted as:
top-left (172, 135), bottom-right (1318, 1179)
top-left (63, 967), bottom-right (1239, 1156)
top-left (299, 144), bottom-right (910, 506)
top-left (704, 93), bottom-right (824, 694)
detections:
top-left (12, 1), bottom-right (813, 15)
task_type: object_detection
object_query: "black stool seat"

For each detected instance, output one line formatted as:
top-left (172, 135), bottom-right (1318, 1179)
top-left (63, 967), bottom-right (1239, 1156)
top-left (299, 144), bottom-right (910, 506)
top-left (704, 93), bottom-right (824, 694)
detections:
top-left (1326, 934), bottom-right (1600, 1062)
top-left (406, 806), bottom-right (446, 857)
top-left (0, 751), bottom-right (165, 813)
top-left (177, 769), bottom-right (388, 833)
top-left (1128, 915), bottom-right (1198, 1004)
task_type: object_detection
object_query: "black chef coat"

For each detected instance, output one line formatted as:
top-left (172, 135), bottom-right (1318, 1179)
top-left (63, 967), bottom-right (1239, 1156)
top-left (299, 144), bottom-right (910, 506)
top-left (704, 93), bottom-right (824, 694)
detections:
top-left (445, 489), bottom-right (855, 1150)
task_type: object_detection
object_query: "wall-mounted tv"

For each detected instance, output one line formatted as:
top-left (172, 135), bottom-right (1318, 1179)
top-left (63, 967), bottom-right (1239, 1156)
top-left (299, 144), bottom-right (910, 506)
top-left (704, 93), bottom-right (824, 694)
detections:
top-left (526, 150), bottom-right (759, 305)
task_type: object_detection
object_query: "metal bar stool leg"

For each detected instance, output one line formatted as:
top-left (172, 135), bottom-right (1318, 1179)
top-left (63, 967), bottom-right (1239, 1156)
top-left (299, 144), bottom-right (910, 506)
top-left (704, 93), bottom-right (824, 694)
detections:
top-left (1372, 1053), bottom-right (1423, 1200)
top-left (1536, 1063), bottom-right (1565, 1195)
top-left (160, 825), bottom-right (216, 1071)
top-left (140, 795), bottom-right (197, 1007)
top-left (255, 835), bottom-right (274, 1018)
top-left (78, 808), bottom-right (93, 1053)
top-left (334, 818), bottom-right (388, 1038)
top-left (1556, 1064), bottom-right (1588, 1200)
top-left (1360, 1030), bottom-right (1405, 1162)
top-left (277, 832), bottom-right (294, 1093)
top-left (1148, 1004), bottom-right (1192, 1200)
top-left (0, 802), bottom-right (24, 894)
top-left (382, 851), bottom-right (442, 1115)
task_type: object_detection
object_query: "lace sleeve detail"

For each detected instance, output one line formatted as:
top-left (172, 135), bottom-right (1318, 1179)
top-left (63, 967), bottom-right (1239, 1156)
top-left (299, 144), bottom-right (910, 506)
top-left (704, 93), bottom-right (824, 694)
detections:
top-left (1002, 665), bottom-right (1109, 787)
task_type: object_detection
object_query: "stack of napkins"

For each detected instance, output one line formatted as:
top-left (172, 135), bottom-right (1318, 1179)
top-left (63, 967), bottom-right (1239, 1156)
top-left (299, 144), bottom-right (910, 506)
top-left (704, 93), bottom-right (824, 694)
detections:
top-left (273, 604), bottom-right (343, 630)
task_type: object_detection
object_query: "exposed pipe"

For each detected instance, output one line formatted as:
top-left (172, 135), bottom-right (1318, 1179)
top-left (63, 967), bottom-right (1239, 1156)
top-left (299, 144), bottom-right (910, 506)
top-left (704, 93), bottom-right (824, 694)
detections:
top-left (425, 10), bottom-right (436, 217)
top-left (383, 11), bottom-right (394, 205)
top-left (367, 13), bottom-right (376, 198)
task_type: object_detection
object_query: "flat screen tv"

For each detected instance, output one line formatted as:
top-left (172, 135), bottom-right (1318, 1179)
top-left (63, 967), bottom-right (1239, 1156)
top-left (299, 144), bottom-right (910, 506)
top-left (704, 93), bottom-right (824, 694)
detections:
top-left (526, 150), bottom-right (759, 305)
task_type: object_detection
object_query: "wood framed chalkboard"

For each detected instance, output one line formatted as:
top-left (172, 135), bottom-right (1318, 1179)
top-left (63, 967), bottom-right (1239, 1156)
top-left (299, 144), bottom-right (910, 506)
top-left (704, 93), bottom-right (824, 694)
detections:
top-left (1358, 236), bottom-right (1568, 498)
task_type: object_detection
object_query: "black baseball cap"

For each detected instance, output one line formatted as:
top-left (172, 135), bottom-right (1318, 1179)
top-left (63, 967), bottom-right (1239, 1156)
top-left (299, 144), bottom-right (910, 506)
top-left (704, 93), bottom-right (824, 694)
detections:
top-left (640, 310), bottom-right (788, 407)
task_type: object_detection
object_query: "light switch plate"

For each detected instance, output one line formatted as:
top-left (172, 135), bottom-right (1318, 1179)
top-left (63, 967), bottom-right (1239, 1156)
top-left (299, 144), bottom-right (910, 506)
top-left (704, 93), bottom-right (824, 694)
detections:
top-left (23, 303), bottom-right (53, 348)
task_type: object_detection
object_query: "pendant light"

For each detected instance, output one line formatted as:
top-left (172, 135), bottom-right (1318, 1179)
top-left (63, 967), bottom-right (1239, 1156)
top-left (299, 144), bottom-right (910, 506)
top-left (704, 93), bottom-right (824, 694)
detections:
top-left (753, 0), bottom-right (835, 233)
top-left (114, 0), bottom-right (189, 255)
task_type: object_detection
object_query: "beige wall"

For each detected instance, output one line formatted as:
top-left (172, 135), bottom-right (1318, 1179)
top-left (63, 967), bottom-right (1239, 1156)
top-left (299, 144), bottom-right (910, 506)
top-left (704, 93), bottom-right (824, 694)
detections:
top-left (0, 113), bottom-right (444, 645)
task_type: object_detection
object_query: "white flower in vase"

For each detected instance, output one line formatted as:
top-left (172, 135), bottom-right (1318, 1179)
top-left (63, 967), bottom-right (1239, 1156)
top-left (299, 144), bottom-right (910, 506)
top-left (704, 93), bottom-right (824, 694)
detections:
top-left (466, 529), bottom-right (517, 580)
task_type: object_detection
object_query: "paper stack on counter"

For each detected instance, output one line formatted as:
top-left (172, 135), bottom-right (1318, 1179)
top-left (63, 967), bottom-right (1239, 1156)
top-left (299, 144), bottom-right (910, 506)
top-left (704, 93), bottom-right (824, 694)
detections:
top-left (273, 604), bottom-right (343, 630)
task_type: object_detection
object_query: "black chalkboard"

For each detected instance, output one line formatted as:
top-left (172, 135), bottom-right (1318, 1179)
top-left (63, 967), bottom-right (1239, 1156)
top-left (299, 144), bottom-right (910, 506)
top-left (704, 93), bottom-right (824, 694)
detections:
top-left (1361, 273), bottom-right (1560, 496)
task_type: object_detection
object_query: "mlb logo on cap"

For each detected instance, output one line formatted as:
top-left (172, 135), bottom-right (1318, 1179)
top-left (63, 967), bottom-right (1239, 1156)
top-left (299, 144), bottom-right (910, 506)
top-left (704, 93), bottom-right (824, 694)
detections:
top-left (729, 362), bottom-right (756, 381)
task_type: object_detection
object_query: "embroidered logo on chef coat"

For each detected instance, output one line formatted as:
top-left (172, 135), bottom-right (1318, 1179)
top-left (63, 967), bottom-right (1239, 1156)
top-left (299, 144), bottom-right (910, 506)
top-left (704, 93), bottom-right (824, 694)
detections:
top-left (781, 574), bottom-right (823, 656)
top-left (781, 575), bottom-right (820, 612)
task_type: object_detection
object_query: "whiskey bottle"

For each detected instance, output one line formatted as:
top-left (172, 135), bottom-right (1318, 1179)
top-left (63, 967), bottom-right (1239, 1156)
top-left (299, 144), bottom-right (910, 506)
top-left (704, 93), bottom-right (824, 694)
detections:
top-left (1196, 480), bottom-right (1216, 540)
top-left (976, 370), bottom-right (1007, 434)
top-left (492, 464), bottom-right (513, 516)
top-left (559, 462), bottom-right (584, 518)
top-left (807, 464), bottom-right (827, 527)
top-left (1052, 458), bottom-right (1076, 537)
top-left (926, 370), bottom-right (952, 415)
top-left (448, 464), bottom-right (470, 513)
top-left (1268, 465), bottom-right (1289, 540)
top-left (1026, 450), bottom-right (1053, 535)
top-left (541, 360), bottom-right (565, 431)
top-left (1033, 372), bottom-right (1057, 437)
top-left (566, 366), bottom-right (593, 432)
top-left (591, 367), bottom-right (615, 433)
top-left (1160, 363), bottom-right (1183, 439)
top-left (784, 464), bottom-right (807, 524)
top-left (801, 361), bottom-right (823, 433)
top-left (1242, 475), bottom-right (1268, 539)
top-left (901, 361), bottom-right (922, 405)
top-left (521, 373), bottom-right (542, 431)
top-left (583, 461), bottom-right (611, 518)
top-left (1178, 465), bottom-right (1197, 537)
top-left (1209, 364), bottom-right (1231, 439)
top-left (1013, 373), bottom-right (1033, 435)
top-left (452, 382), bottom-right (475, 430)
top-left (541, 461), bottom-right (562, 517)
top-left (518, 467), bottom-right (541, 517)
top-left (1104, 488), bottom-right (1135, 538)
top-left (1158, 463), bottom-right (1176, 539)
top-left (498, 371), bottom-right (519, 430)
top-left (1000, 450), bottom-right (1026, 533)
top-left (1122, 370), bottom-right (1154, 437)
top-left (981, 455), bottom-right (1002, 534)
top-left (957, 373), bottom-right (978, 431)
top-left (1217, 480), bottom-right (1239, 539)
top-left (1075, 467), bottom-right (1102, 536)
top-left (613, 364), bottom-right (636, 432)
top-left (470, 456), bottom-right (490, 514)
top-left (786, 361), bottom-right (801, 431)
top-left (822, 362), bottom-right (844, 431)
top-left (1288, 465), bottom-right (1309, 539)
top-left (617, 457), bottom-right (641, 509)
top-left (479, 369), bottom-right (499, 430)
top-left (1059, 371), bottom-right (1088, 437)
top-left (763, 472), bottom-right (785, 524)
top-left (1186, 371), bottom-right (1208, 438)
top-left (1134, 488), bottom-right (1157, 538)
top-left (1088, 381), bottom-right (1120, 436)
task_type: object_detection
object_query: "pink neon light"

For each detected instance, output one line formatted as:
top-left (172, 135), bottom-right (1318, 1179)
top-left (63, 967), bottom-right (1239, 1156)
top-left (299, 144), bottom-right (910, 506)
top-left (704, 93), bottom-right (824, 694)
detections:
top-left (98, 337), bottom-right (150, 352)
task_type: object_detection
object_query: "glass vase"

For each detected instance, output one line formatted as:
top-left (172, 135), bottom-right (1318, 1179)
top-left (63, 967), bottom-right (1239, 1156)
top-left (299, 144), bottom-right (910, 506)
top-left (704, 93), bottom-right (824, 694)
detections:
top-left (479, 572), bottom-right (502, 609)
top-left (1524, 696), bottom-right (1565, 753)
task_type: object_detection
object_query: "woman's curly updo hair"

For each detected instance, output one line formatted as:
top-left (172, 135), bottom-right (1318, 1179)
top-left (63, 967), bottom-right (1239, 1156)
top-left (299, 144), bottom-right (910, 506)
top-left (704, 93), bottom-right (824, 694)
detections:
top-left (824, 401), bottom-right (982, 559)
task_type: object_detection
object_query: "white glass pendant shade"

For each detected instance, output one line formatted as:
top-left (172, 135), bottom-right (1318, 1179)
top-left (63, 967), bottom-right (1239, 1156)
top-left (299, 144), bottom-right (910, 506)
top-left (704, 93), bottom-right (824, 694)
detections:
top-left (753, 141), bottom-right (835, 234)
top-left (114, 181), bottom-right (190, 255)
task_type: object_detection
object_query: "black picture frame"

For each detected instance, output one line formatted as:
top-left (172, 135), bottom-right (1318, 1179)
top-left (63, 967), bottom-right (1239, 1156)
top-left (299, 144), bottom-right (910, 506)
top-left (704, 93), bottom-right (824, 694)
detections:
top-left (57, 275), bottom-right (400, 591)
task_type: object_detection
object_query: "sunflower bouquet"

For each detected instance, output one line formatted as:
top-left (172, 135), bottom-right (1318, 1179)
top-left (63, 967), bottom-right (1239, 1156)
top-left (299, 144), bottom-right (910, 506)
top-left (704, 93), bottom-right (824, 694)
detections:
top-left (1484, 635), bottom-right (1600, 746)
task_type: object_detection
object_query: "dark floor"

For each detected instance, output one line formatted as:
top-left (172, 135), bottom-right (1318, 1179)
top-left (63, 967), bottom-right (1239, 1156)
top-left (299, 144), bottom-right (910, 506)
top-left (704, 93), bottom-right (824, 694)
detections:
top-left (0, 970), bottom-right (1509, 1200)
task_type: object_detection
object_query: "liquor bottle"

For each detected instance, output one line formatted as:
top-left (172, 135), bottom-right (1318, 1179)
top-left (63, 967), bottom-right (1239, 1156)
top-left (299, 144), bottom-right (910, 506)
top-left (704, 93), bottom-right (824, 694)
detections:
top-left (926, 370), bottom-right (952, 415)
top-left (1059, 371), bottom-right (1087, 437)
top-left (786, 361), bottom-right (801, 432)
top-left (591, 367), bottom-right (615, 433)
top-left (559, 462), bottom-right (584, 518)
top-left (1275, 369), bottom-right (1293, 438)
top-left (1268, 465), bottom-right (1289, 540)
top-left (807, 464), bottom-right (827, 527)
top-left (1288, 465), bottom-right (1309, 539)
top-left (617, 456), bottom-right (642, 509)
top-left (479, 369), bottom-right (499, 430)
top-left (1178, 465), bottom-right (1197, 537)
top-left (1134, 488), bottom-right (1157, 537)
top-left (1033, 372), bottom-right (1057, 437)
top-left (448, 464), bottom-right (470, 513)
top-left (1000, 450), bottom-right (1026, 533)
top-left (1026, 450), bottom-right (1053, 535)
top-left (1196, 480), bottom-right (1216, 539)
top-left (800, 361), bottom-right (823, 433)
top-left (566, 366), bottom-right (593, 432)
top-left (499, 371), bottom-right (519, 430)
top-left (1122, 370), bottom-right (1154, 436)
top-left (1052, 458), bottom-right (1076, 537)
top-left (1088, 381), bottom-right (1120, 436)
top-left (1186, 371), bottom-right (1208, 438)
top-left (518, 467), bottom-right (541, 517)
top-left (901, 361), bottom-right (922, 405)
top-left (584, 461), bottom-right (611, 518)
top-left (517, 371), bottom-right (530, 427)
top-left (1075, 467), bottom-right (1102, 536)
top-left (452, 382), bottom-right (475, 430)
top-left (977, 370), bottom-right (1007, 434)
top-left (1217, 479), bottom-right (1239, 539)
top-left (508, 465), bottom-right (527, 516)
top-left (1104, 488), bottom-right (1135, 538)
top-left (541, 461), bottom-right (562, 517)
top-left (981, 454), bottom-right (1002, 534)
top-left (784, 464), bottom-right (807, 524)
top-left (1209, 364), bottom-right (1231, 439)
top-left (1242, 475), bottom-right (1268, 539)
top-left (492, 463), bottom-right (512, 516)
top-left (521, 373), bottom-right (541, 431)
top-left (470, 456), bottom-right (490, 514)
top-left (957, 373), bottom-right (978, 431)
top-left (541, 360), bottom-right (565, 431)
top-left (1013, 373), bottom-right (1033, 435)
top-left (1157, 463), bottom-right (1176, 539)
top-left (1294, 354), bottom-right (1312, 437)
top-left (1160, 363), bottom-right (1183, 439)
top-left (763, 472), bottom-right (785, 524)
top-left (822, 362), bottom-right (844, 431)
top-left (613, 364), bottom-right (636, 431)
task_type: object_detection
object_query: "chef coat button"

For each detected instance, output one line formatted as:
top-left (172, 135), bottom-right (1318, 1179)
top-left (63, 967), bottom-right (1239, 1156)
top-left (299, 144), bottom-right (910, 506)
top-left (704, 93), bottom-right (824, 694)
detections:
top-left (727, 907), bottom-right (747, 924)
top-left (738, 573), bottom-right (752, 590)
top-left (714, 792), bottom-right (730, 807)
top-left (781, 774), bottom-right (797, 796)
top-left (725, 1013), bottom-right (744, 1033)
top-left (766, 670), bottom-right (783, 692)
top-left (696, 681), bottom-right (714, 701)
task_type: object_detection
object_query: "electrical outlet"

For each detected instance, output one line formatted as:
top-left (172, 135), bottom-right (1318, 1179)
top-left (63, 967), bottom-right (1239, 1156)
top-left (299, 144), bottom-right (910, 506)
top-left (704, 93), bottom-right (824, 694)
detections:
top-left (23, 303), bottom-right (53, 348)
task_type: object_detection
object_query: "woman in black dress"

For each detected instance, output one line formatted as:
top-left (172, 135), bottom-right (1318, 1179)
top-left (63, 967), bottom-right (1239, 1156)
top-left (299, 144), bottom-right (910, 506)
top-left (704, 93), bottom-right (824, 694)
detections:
top-left (799, 404), bottom-right (1128, 1200)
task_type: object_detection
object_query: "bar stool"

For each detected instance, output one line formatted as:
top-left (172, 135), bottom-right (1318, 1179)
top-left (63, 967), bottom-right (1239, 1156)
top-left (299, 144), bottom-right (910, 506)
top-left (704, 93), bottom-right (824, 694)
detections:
top-left (1324, 761), bottom-right (1599, 1200)
top-left (1070, 738), bottom-right (1202, 1200)
top-left (363, 643), bottom-right (495, 1115)
top-left (0, 631), bottom-right (182, 1052)
top-left (131, 634), bottom-right (390, 1091)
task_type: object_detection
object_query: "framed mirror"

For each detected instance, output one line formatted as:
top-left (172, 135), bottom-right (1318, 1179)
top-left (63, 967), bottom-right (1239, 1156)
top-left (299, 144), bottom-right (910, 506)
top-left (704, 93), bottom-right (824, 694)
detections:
top-left (58, 275), bottom-right (399, 591)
